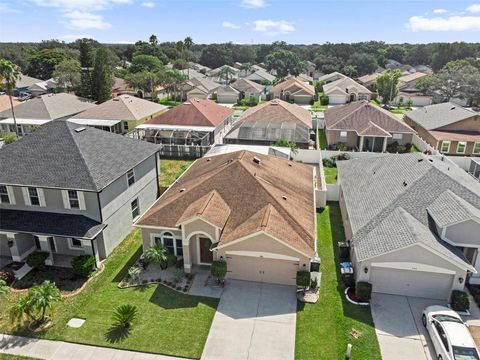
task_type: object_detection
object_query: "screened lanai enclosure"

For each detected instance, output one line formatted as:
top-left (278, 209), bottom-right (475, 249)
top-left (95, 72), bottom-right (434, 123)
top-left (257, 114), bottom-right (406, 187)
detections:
top-left (132, 124), bottom-right (214, 158)
top-left (223, 120), bottom-right (315, 149)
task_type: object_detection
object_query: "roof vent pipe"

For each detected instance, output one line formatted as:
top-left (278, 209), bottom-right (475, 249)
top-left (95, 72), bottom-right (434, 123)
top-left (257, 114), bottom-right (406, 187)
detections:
top-left (253, 157), bottom-right (261, 164)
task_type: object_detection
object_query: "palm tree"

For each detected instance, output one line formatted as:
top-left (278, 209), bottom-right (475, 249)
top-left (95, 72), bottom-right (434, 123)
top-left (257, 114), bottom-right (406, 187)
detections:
top-left (183, 37), bottom-right (193, 77)
top-left (143, 243), bottom-right (169, 269)
top-left (219, 66), bottom-right (235, 84)
top-left (112, 304), bottom-right (138, 328)
top-left (0, 59), bottom-right (21, 137)
top-left (240, 62), bottom-right (253, 77)
top-left (10, 280), bottom-right (62, 325)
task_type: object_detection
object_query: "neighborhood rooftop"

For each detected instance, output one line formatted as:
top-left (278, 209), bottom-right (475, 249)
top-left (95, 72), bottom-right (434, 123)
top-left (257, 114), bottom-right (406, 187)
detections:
top-left (136, 150), bottom-right (316, 256)
top-left (0, 120), bottom-right (159, 191)
top-left (405, 102), bottom-right (477, 130)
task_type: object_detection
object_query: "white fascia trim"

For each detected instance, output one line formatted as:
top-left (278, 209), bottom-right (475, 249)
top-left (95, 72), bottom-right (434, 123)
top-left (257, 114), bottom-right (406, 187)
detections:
top-left (216, 230), bottom-right (312, 259)
top-left (225, 250), bottom-right (299, 261)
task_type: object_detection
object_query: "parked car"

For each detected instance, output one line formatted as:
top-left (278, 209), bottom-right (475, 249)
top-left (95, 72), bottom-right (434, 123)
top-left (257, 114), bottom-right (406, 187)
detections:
top-left (423, 305), bottom-right (480, 360)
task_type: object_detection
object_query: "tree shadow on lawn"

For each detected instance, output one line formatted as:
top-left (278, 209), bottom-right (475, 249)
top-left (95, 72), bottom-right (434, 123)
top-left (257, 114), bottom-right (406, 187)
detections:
top-left (149, 284), bottom-right (218, 310)
top-left (105, 324), bottom-right (131, 343)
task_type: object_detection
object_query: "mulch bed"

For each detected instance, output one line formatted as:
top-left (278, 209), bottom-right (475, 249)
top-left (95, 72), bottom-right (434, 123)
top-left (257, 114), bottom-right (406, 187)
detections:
top-left (12, 266), bottom-right (88, 294)
top-left (346, 287), bottom-right (362, 303)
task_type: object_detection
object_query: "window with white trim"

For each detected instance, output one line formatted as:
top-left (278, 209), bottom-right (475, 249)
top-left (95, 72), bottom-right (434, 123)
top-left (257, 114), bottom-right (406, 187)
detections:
top-left (154, 232), bottom-right (183, 257)
top-left (68, 190), bottom-right (80, 209)
top-left (441, 141), bottom-right (450, 153)
top-left (340, 131), bottom-right (347, 138)
top-left (0, 185), bottom-right (10, 204)
top-left (69, 238), bottom-right (82, 248)
top-left (28, 187), bottom-right (40, 206)
top-left (474, 142), bottom-right (480, 155)
top-left (457, 141), bottom-right (467, 154)
top-left (131, 198), bottom-right (139, 219)
top-left (127, 169), bottom-right (135, 187)
top-left (392, 133), bottom-right (403, 141)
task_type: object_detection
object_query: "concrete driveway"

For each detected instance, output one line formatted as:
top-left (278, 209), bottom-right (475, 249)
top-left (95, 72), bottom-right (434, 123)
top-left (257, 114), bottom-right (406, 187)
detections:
top-left (201, 280), bottom-right (296, 360)
top-left (371, 293), bottom-right (443, 360)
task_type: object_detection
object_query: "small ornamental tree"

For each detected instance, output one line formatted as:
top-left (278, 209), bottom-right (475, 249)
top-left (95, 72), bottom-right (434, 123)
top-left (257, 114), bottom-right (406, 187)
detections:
top-left (71, 255), bottom-right (96, 277)
top-left (26, 251), bottom-right (50, 270)
top-left (211, 260), bottom-right (227, 284)
top-left (296, 271), bottom-right (310, 292)
top-left (143, 244), bottom-right (169, 269)
top-left (451, 290), bottom-right (469, 311)
top-left (112, 304), bottom-right (138, 328)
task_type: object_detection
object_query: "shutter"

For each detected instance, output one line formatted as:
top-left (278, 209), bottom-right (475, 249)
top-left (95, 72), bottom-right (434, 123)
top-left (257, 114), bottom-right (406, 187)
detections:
top-left (22, 187), bottom-right (31, 206)
top-left (6, 186), bottom-right (15, 205)
top-left (37, 188), bottom-right (46, 207)
top-left (61, 190), bottom-right (70, 209)
top-left (78, 191), bottom-right (86, 210)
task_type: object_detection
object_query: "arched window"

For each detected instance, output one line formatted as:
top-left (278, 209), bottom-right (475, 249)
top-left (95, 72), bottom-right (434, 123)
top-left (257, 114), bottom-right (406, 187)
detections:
top-left (154, 232), bottom-right (183, 257)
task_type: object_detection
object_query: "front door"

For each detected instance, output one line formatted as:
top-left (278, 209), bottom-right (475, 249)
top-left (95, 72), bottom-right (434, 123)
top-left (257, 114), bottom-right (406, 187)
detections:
top-left (199, 237), bottom-right (213, 264)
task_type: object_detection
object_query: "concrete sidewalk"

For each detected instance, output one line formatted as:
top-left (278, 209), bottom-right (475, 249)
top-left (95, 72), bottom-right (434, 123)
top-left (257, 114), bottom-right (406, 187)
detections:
top-left (0, 334), bottom-right (188, 360)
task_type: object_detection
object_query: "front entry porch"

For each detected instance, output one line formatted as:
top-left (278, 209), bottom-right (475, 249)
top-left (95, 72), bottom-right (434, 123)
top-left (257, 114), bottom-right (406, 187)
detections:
top-left (183, 233), bottom-right (217, 273)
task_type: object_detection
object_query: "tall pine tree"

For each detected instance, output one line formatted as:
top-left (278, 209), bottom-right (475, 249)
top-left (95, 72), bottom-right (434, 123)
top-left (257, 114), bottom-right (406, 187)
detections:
top-left (78, 39), bottom-right (94, 98)
top-left (91, 47), bottom-right (113, 103)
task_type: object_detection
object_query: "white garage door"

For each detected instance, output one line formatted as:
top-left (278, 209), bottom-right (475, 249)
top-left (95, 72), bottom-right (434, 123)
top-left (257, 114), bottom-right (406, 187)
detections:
top-left (328, 95), bottom-right (346, 105)
top-left (371, 267), bottom-right (454, 300)
top-left (227, 255), bottom-right (298, 285)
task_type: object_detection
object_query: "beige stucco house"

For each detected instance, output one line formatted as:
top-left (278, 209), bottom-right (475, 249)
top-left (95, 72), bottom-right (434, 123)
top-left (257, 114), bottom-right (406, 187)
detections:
top-left (337, 153), bottom-right (480, 300)
top-left (135, 151), bottom-right (318, 285)
top-left (323, 76), bottom-right (373, 105)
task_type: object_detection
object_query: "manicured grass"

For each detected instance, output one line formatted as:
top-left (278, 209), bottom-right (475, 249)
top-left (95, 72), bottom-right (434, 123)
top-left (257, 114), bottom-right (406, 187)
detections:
top-left (295, 204), bottom-right (381, 360)
top-left (312, 94), bottom-right (328, 112)
top-left (0, 355), bottom-right (40, 360)
top-left (160, 159), bottom-right (194, 187)
top-left (158, 97), bottom-right (182, 107)
top-left (324, 167), bottom-right (338, 184)
top-left (369, 99), bottom-right (381, 107)
top-left (390, 107), bottom-right (411, 115)
top-left (318, 129), bottom-right (328, 150)
top-left (0, 230), bottom-right (218, 359)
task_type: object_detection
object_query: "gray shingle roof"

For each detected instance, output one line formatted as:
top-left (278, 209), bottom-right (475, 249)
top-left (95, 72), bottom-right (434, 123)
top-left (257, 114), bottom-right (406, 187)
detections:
top-left (427, 190), bottom-right (480, 227)
top-left (337, 153), bottom-right (480, 267)
top-left (405, 102), bottom-right (476, 130)
top-left (0, 93), bottom-right (96, 120)
top-left (0, 209), bottom-right (105, 239)
top-left (0, 120), bottom-right (159, 191)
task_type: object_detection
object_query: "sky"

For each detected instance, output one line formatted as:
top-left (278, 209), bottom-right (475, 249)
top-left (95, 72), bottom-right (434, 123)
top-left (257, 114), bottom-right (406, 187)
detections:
top-left (0, 0), bottom-right (480, 44)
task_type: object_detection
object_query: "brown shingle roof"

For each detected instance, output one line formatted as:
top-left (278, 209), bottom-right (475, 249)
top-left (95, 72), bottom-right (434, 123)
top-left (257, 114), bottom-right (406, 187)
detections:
top-left (399, 72), bottom-right (428, 84)
top-left (145, 98), bottom-right (233, 127)
top-left (271, 77), bottom-right (315, 96)
top-left (136, 151), bottom-right (316, 256)
top-left (231, 78), bottom-right (265, 94)
top-left (237, 99), bottom-right (312, 128)
top-left (71, 95), bottom-right (167, 121)
top-left (324, 101), bottom-right (415, 135)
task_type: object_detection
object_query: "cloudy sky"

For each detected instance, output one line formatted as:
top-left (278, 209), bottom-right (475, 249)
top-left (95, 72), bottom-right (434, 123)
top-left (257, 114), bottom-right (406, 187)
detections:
top-left (0, 0), bottom-right (479, 43)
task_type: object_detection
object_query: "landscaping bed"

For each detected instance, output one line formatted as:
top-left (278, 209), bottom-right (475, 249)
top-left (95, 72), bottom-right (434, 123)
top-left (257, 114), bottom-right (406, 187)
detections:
top-left (0, 230), bottom-right (218, 359)
top-left (12, 267), bottom-right (88, 294)
top-left (295, 204), bottom-right (381, 360)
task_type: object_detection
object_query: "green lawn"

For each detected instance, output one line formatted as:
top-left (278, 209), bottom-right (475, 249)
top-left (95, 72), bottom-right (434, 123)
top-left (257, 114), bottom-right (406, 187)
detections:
top-left (0, 355), bottom-right (40, 360)
top-left (369, 99), bottom-right (381, 107)
top-left (390, 107), bottom-right (411, 115)
top-left (318, 129), bottom-right (328, 150)
top-left (160, 159), bottom-right (194, 187)
top-left (312, 94), bottom-right (328, 112)
top-left (410, 144), bottom-right (419, 153)
top-left (158, 97), bottom-right (182, 107)
top-left (295, 204), bottom-right (381, 360)
top-left (324, 167), bottom-right (338, 184)
top-left (0, 231), bottom-right (218, 359)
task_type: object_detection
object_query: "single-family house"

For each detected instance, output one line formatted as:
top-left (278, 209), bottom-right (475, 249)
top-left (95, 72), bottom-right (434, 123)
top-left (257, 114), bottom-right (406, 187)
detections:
top-left (323, 76), bottom-right (373, 105)
top-left (405, 103), bottom-right (480, 156)
top-left (270, 78), bottom-right (316, 105)
top-left (135, 150), bottom-right (318, 285)
top-left (393, 72), bottom-right (432, 107)
top-left (0, 120), bottom-right (160, 268)
top-left (357, 73), bottom-right (382, 89)
top-left (245, 68), bottom-right (276, 84)
top-left (217, 78), bottom-right (265, 104)
top-left (135, 98), bottom-right (234, 158)
top-left (287, 73), bottom-right (313, 84)
top-left (0, 93), bottom-right (96, 136)
top-left (337, 153), bottom-right (480, 300)
top-left (224, 99), bottom-right (314, 148)
top-left (324, 101), bottom-right (416, 152)
top-left (111, 77), bottom-right (136, 97)
top-left (3, 74), bottom-right (54, 97)
top-left (181, 77), bottom-right (220, 100)
top-left (207, 65), bottom-right (240, 84)
top-left (69, 95), bottom-right (167, 134)
top-left (317, 72), bottom-right (346, 84)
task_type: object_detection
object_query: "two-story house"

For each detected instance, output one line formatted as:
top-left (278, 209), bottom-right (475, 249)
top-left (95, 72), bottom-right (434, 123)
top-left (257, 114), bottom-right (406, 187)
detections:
top-left (0, 120), bottom-right (160, 268)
